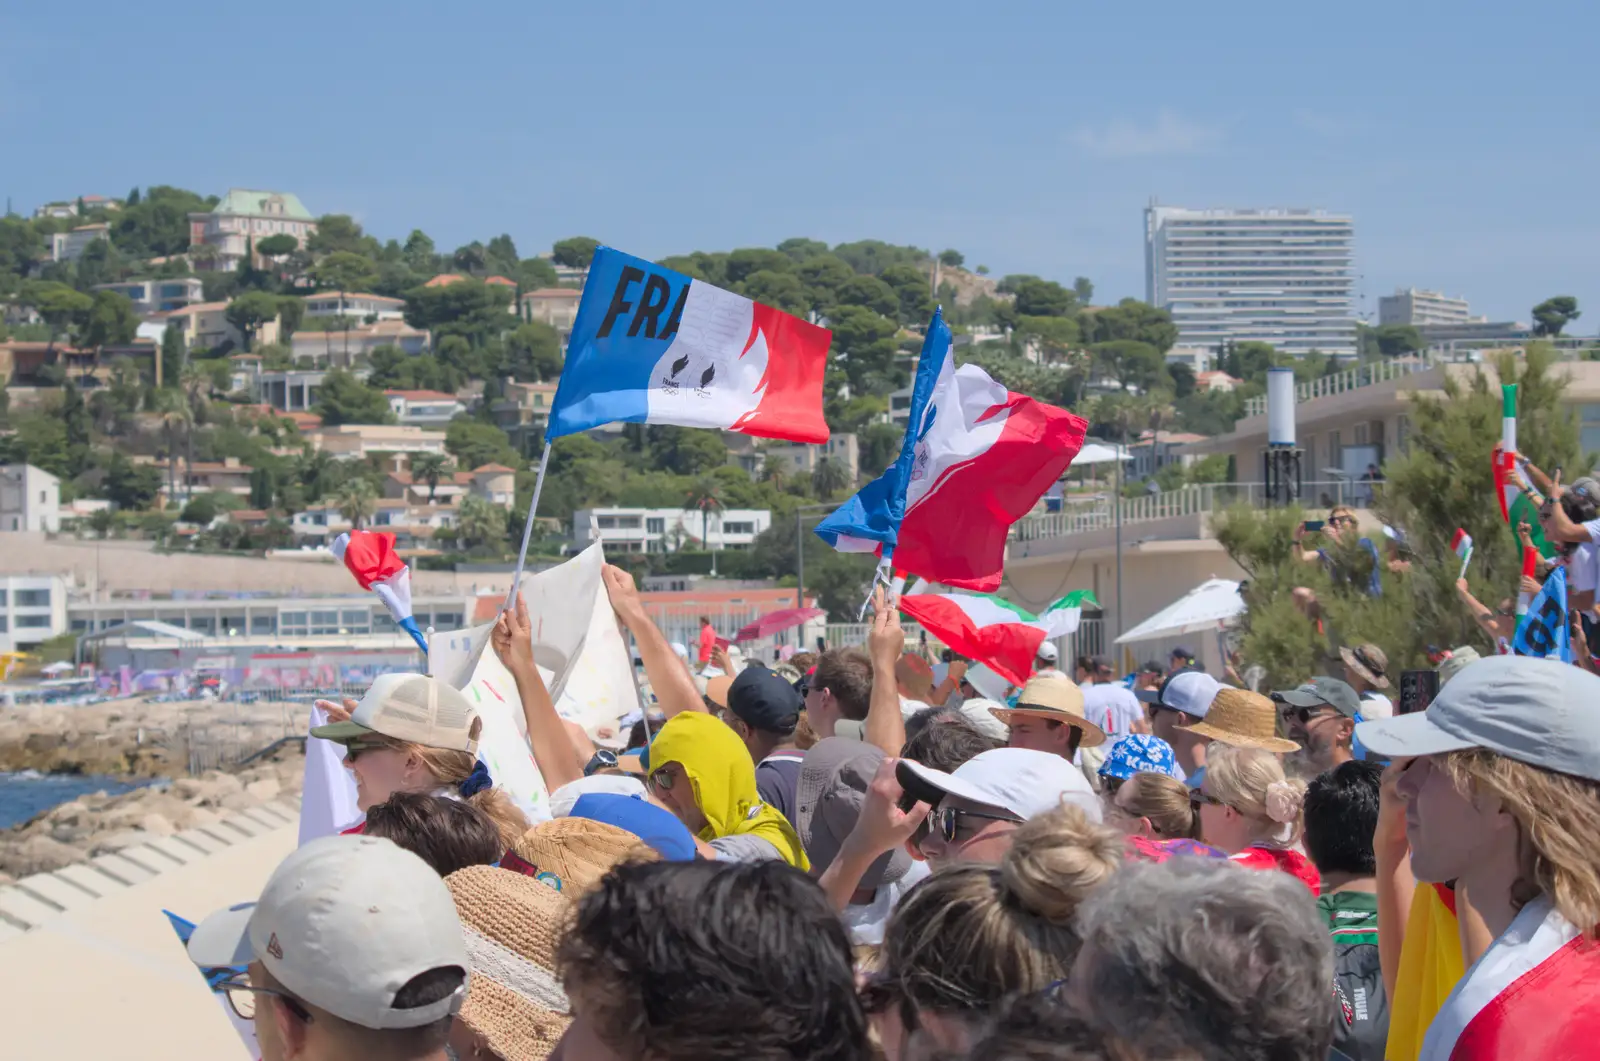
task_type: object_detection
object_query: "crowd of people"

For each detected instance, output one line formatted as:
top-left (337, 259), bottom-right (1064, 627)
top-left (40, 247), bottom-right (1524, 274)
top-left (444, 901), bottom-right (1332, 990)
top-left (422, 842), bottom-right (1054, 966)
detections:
top-left (184, 545), bottom-right (1600, 1061)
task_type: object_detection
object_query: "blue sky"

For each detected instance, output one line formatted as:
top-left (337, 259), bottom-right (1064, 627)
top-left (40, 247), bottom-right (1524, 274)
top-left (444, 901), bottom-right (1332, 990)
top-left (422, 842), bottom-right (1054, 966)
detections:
top-left (3, 1), bottom-right (1595, 326)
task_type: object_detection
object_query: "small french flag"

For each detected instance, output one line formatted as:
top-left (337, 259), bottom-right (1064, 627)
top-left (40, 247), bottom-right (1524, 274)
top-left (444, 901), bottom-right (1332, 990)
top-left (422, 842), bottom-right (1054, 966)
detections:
top-left (331, 530), bottom-right (427, 652)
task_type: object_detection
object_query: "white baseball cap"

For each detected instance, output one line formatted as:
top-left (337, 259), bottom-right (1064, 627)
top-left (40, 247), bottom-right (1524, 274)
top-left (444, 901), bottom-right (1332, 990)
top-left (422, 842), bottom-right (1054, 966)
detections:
top-left (962, 663), bottom-right (1012, 702)
top-left (548, 773), bottom-right (648, 817)
top-left (896, 747), bottom-right (1102, 824)
top-left (311, 673), bottom-right (479, 753)
top-left (1036, 641), bottom-right (1059, 663)
top-left (1135, 669), bottom-right (1222, 719)
top-left (187, 835), bottom-right (469, 1029)
top-left (1356, 655), bottom-right (1600, 782)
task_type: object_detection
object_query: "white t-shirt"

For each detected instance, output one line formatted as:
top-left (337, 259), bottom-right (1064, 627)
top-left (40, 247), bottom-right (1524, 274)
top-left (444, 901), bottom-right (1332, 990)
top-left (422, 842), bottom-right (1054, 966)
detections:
top-left (1569, 532), bottom-right (1600, 596)
top-left (1359, 691), bottom-right (1395, 720)
top-left (841, 860), bottom-right (931, 946)
top-left (1082, 683), bottom-right (1144, 737)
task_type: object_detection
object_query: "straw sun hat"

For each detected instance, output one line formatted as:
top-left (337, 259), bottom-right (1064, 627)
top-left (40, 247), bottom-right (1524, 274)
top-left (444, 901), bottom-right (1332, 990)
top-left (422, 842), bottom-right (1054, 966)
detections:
top-left (502, 817), bottom-right (658, 898)
top-left (444, 865), bottom-right (572, 1061)
top-left (1184, 687), bottom-right (1300, 754)
top-left (988, 675), bottom-right (1107, 747)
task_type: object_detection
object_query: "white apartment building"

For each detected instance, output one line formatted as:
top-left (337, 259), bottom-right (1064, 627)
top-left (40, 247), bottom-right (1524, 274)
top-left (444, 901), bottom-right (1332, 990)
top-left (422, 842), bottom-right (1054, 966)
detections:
top-left (0, 575), bottom-right (70, 653)
top-left (385, 390), bottom-right (466, 427)
top-left (187, 189), bottom-right (317, 272)
top-left (1145, 205), bottom-right (1357, 358)
top-left (50, 223), bottom-right (111, 263)
top-left (1378, 288), bottom-right (1477, 328)
top-left (518, 288), bottom-right (583, 332)
top-left (0, 464), bottom-right (61, 532)
top-left (94, 277), bottom-right (205, 315)
top-left (572, 507), bottom-right (771, 554)
top-left (303, 292), bottom-right (406, 322)
top-left (305, 424), bottom-right (449, 462)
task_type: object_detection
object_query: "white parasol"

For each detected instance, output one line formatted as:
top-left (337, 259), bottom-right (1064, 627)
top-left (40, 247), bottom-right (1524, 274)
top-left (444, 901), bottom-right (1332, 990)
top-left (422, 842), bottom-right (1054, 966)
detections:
top-left (1114, 578), bottom-right (1246, 644)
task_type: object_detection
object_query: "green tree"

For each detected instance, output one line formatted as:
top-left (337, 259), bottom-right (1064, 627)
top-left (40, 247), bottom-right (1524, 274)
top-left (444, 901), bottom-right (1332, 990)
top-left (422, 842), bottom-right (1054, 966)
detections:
top-left (1015, 315), bottom-right (1082, 369)
top-left (778, 238), bottom-right (830, 262)
top-left (456, 495), bottom-right (509, 552)
top-left (277, 296), bottom-right (305, 340)
top-left (796, 255), bottom-right (858, 314)
top-left (1532, 296), bottom-right (1581, 338)
top-left (445, 420), bottom-right (520, 470)
top-left (1093, 340), bottom-right (1166, 393)
top-left (834, 275), bottom-right (899, 318)
top-left (811, 455), bottom-right (851, 499)
top-left (180, 492), bottom-right (221, 525)
top-left (22, 281), bottom-right (92, 351)
top-left (103, 452), bottom-right (162, 510)
top-left (403, 279), bottom-right (514, 348)
top-left (225, 291), bottom-right (282, 352)
top-left (1012, 278), bottom-right (1076, 317)
top-left (551, 237), bottom-right (600, 269)
top-left (1073, 277), bottom-right (1095, 305)
top-left (646, 426), bottom-right (726, 476)
top-left (160, 321), bottom-right (185, 387)
top-left (72, 238), bottom-right (122, 291)
top-left (76, 290), bottom-right (139, 357)
top-left (313, 369), bottom-right (393, 425)
top-left (249, 465), bottom-right (278, 509)
top-left (879, 264), bottom-right (936, 326)
top-left (336, 477), bottom-right (377, 529)
top-left (403, 230), bottom-right (438, 274)
top-left (504, 321), bottom-right (563, 381)
top-left (738, 270), bottom-right (808, 315)
top-left (1084, 298), bottom-right (1178, 352)
top-left (1374, 324), bottom-right (1425, 357)
top-left (516, 258), bottom-right (560, 290)
top-left (685, 476), bottom-right (725, 550)
top-left (308, 215), bottom-right (374, 256)
top-left (938, 249), bottom-right (964, 268)
top-left (831, 240), bottom-right (928, 275)
top-left (829, 307), bottom-right (900, 393)
top-left (110, 185), bottom-right (212, 259)
top-left (410, 452), bottom-right (451, 502)
top-left (256, 233), bottom-right (298, 257)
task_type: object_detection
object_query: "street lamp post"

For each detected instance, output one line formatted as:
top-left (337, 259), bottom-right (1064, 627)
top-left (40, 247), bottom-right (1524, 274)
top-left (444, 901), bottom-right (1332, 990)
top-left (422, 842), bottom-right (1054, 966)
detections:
top-left (793, 503), bottom-right (838, 611)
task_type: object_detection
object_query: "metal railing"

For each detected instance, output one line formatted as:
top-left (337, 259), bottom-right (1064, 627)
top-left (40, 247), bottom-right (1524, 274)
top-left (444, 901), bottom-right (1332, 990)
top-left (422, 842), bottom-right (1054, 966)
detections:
top-left (824, 622), bottom-right (931, 648)
top-left (1241, 355), bottom-right (1439, 417)
top-left (1013, 480), bottom-right (1373, 542)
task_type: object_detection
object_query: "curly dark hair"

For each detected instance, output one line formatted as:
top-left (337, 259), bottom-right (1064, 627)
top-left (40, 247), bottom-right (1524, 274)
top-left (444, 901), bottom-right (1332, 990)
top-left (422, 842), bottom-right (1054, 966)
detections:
top-left (556, 859), bottom-right (869, 1061)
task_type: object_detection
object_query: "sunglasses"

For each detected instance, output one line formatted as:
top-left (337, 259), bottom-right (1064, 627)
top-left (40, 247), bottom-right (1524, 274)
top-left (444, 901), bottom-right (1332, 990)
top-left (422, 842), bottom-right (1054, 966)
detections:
top-left (343, 740), bottom-right (395, 763)
top-left (648, 766), bottom-right (678, 792)
top-left (1191, 790), bottom-right (1228, 809)
top-left (1277, 703), bottom-right (1336, 726)
top-left (933, 805), bottom-right (1023, 844)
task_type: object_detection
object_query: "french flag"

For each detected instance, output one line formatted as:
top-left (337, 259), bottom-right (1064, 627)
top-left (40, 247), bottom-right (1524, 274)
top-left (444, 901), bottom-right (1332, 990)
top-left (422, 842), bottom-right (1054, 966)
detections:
top-left (547, 247), bottom-right (831, 443)
top-left (331, 530), bottom-right (427, 653)
top-left (815, 309), bottom-right (1087, 591)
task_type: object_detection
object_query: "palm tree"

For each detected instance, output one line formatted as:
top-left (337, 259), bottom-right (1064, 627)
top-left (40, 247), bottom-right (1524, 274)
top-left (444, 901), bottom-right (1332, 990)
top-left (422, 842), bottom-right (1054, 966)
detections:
top-left (759, 454), bottom-right (788, 490)
top-left (295, 447), bottom-right (337, 504)
top-left (685, 477), bottom-right (726, 569)
top-left (456, 495), bottom-right (508, 552)
top-left (154, 392), bottom-right (189, 508)
top-left (179, 362), bottom-right (210, 503)
top-left (812, 455), bottom-right (850, 499)
top-left (336, 478), bottom-right (377, 529)
top-left (411, 452), bottom-right (451, 503)
top-left (1146, 393), bottom-right (1175, 481)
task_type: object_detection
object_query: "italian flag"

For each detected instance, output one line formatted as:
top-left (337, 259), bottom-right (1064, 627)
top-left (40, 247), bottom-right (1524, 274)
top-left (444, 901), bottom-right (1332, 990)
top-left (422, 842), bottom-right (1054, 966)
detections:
top-left (1495, 451), bottom-right (1557, 558)
top-left (899, 590), bottom-right (1098, 686)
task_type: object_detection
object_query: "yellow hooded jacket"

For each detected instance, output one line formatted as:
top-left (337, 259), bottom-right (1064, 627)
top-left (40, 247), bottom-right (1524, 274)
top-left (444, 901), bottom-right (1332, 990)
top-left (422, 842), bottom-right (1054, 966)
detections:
top-left (649, 711), bottom-right (810, 871)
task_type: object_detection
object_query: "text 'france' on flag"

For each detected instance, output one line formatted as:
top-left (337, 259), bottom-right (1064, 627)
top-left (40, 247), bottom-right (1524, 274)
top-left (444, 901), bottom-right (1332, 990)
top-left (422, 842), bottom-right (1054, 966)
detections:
top-left (547, 247), bottom-right (831, 444)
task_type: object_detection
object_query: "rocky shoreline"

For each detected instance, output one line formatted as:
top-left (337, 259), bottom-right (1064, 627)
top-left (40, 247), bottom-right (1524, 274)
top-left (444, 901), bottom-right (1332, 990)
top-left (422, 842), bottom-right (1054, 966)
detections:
top-left (0, 696), bottom-right (310, 881)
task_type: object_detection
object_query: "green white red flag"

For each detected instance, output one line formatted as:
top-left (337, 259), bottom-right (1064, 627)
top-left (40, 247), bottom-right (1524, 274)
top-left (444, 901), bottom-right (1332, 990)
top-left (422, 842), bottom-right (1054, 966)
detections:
top-left (899, 589), bottom-right (1098, 686)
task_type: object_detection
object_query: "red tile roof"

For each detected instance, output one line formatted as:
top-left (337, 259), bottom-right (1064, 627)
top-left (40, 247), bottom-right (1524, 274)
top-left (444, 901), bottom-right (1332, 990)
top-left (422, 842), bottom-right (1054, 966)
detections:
top-left (472, 463), bottom-right (515, 474)
top-left (483, 276), bottom-right (516, 287)
top-left (424, 274), bottom-right (465, 287)
top-left (384, 389), bottom-right (460, 401)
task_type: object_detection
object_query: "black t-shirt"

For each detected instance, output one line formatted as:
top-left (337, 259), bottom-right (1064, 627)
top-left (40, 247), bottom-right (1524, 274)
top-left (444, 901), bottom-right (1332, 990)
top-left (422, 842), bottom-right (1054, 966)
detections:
top-left (756, 750), bottom-right (805, 828)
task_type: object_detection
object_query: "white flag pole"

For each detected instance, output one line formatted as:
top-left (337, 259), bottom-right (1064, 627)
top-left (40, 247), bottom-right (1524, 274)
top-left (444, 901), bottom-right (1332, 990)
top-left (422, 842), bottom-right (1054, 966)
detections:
top-left (506, 439), bottom-right (553, 610)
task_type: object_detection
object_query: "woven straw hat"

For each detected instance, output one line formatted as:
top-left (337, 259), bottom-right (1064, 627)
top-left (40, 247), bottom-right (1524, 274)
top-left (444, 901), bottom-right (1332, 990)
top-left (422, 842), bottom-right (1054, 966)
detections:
top-left (502, 817), bottom-right (657, 898)
top-left (1185, 687), bottom-right (1300, 754)
top-left (444, 865), bottom-right (571, 1061)
top-left (989, 675), bottom-right (1107, 747)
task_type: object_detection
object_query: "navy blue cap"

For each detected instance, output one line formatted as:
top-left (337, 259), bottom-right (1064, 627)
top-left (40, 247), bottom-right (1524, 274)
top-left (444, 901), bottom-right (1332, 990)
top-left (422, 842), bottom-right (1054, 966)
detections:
top-left (727, 664), bottom-right (802, 735)
top-left (568, 793), bottom-right (697, 861)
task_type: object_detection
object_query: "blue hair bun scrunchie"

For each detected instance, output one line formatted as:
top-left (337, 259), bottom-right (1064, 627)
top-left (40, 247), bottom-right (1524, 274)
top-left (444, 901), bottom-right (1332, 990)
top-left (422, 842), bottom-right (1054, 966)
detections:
top-left (459, 759), bottom-right (493, 798)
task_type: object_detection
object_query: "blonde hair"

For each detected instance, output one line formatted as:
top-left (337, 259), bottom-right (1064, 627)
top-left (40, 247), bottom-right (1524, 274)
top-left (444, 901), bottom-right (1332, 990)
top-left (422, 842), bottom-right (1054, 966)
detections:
top-left (1444, 749), bottom-right (1600, 937)
top-left (1121, 772), bottom-right (1201, 840)
top-left (883, 805), bottom-right (1122, 1015)
top-left (1204, 742), bottom-right (1307, 849)
top-left (383, 739), bottom-right (529, 849)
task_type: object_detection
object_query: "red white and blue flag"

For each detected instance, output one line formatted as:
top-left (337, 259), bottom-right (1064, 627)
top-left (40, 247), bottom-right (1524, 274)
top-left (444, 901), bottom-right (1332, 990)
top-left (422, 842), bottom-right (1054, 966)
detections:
top-left (331, 529), bottom-right (426, 653)
top-left (815, 309), bottom-right (1087, 591)
top-left (547, 247), bottom-right (831, 443)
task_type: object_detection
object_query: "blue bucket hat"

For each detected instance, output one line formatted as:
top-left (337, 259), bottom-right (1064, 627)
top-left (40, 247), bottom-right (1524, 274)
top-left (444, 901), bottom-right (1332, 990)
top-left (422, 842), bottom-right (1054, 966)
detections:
top-left (1097, 733), bottom-right (1181, 782)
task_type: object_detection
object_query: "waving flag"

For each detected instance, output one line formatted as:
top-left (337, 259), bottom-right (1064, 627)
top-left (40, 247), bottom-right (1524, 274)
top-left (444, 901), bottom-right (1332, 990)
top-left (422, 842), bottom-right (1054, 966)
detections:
top-left (547, 246), bottom-right (831, 443)
top-left (1516, 546), bottom-right (1539, 616)
top-left (1512, 565), bottom-right (1570, 661)
top-left (1452, 528), bottom-right (1474, 577)
top-left (899, 590), bottom-right (1097, 686)
top-left (331, 530), bottom-right (426, 652)
top-left (815, 310), bottom-right (1087, 591)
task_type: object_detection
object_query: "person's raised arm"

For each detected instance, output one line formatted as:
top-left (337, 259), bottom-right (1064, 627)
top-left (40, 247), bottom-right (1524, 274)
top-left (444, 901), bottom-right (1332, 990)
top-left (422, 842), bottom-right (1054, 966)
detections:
top-left (1456, 577), bottom-right (1505, 640)
top-left (818, 758), bottom-right (929, 912)
top-left (863, 586), bottom-right (907, 755)
top-left (929, 657), bottom-right (967, 707)
top-left (492, 595), bottom-right (582, 791)
top-left (602, 563), bottom-right (703, 717)
top-left (1375, 757), bottom-right (1417, 1000)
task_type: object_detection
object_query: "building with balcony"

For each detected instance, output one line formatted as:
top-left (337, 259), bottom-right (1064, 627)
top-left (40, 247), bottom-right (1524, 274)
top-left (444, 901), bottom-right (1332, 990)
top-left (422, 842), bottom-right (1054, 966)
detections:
top-left (572, 507), bottom-right (771, 554)
top-left (146, 457), bottom-right (255, 504)
top-left (290, 320), bottom-right (429, 366)
top-left (518, 288), bottom-right (582, 332)
top-left (1378, 288), bottom-right (1479, 328)
top-left (50, 223), bottom-right (112, 263)
top-left (385, 390), bottom-right (466, 428)
top-left (1, 464), bottom-right (61, 533)
top-left (187, 189), bottom-right (317, 272)
top-left (1145, 205), bottom-right (1357, 358)
top-left (303, 292), bottom-right (406, 322)
top-left (761, 433), bottom-right (860, 485)
top-left (305, 424), bottom-right (449, 462)
top-left (94, 277), bottom-right (205, 315)
top-left (0, 575), bottom-right (70, 653)
top-left (488, 380), bottom-right (561, 455)
top-left (158, 301), bottom-right (280, 353)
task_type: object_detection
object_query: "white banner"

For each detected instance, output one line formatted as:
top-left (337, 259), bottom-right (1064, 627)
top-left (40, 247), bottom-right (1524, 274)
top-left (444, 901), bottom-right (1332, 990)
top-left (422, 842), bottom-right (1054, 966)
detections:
top-left (298, 703), bottom-right (362, 845)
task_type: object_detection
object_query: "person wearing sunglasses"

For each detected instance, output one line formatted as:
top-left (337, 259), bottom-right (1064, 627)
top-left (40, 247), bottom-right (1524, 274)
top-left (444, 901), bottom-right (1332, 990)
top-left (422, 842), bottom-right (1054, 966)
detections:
top-left (187, 835), bottom-right (469, 1061)
top-left (1272, 677), bottom-right (1364, 776)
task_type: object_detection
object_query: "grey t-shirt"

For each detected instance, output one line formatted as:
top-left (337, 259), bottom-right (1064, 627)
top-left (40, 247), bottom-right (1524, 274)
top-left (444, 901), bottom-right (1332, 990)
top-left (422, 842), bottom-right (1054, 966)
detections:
top-left (708, 832), bottom-right (783, 862)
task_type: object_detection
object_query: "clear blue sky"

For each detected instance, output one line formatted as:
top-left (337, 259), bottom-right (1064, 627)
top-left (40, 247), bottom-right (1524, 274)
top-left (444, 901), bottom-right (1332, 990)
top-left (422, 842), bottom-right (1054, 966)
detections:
top-left (3, 1), bottom-right (1595, 326)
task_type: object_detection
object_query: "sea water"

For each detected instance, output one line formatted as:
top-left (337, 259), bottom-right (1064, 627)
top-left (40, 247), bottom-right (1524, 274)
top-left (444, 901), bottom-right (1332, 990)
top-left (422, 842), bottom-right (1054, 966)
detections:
top-left (0, 771), bottom-right (154, 829)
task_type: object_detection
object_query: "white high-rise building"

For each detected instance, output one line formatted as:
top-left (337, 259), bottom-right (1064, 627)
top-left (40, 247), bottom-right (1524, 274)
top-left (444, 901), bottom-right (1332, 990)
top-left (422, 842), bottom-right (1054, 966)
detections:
top-left (1378, 288), bottom-right (1476, 327)
top-left (1145, 205), bottom-right (1357, 358)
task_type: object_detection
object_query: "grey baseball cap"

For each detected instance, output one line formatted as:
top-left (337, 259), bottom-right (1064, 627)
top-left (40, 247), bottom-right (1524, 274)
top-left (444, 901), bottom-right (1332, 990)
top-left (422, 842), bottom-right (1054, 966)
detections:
top-left (1271, 677), bottom-right (1362, 719)
top-left (1355, 655), bottom-right (1600, 782)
